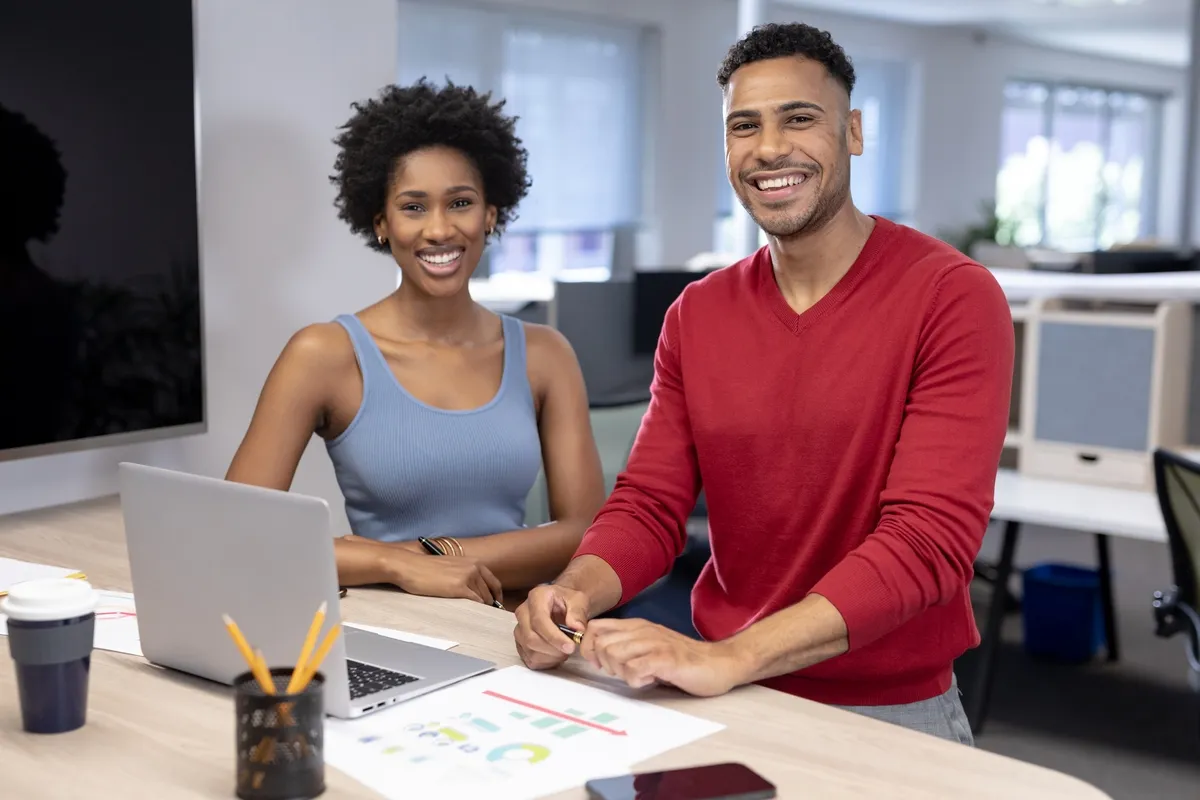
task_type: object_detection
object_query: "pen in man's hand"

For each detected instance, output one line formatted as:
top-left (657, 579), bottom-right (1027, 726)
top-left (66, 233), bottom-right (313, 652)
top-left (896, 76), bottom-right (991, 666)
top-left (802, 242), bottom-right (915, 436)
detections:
top-left (418, 536), bottom-right (504, 609)
top-left (557, 623), bottom-right (584, 646)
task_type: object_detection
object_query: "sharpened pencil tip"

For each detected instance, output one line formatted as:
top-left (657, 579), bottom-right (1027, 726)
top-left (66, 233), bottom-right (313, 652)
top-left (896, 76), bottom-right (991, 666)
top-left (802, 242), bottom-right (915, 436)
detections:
top-left (318, 600), bottom-right (327, 614)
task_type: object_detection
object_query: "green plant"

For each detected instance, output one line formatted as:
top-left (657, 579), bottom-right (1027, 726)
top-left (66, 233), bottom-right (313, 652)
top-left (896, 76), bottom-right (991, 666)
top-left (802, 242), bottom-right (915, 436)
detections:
top-left (946, 199), bottom-right (1019, 255)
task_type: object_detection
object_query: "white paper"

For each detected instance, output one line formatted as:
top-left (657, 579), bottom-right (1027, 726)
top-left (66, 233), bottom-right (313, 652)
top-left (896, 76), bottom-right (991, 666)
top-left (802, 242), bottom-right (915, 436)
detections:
top-left (0, 590), bottom-right (143, 658)
top-left (0, 593), bottom-right (453, 660)
top-left (324, 666), bottom-right (725, 800)
top-left (0, 557), bottom-right (83, 595)
top-left (88, 591), bottom-right (142, 656)
top-left (343, 622), bottom-right (457, 651)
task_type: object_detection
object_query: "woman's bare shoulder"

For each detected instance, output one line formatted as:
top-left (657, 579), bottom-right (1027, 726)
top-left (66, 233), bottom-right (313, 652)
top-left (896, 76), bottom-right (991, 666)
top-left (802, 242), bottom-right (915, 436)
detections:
top-left (276, 321), bottom-right (358, 379)
top-left (520, 322), bottom-right (586, 404)
top-left (521, 321), bottom-right (579, 370)
top-left (522, 321), bottom-right (574, 356)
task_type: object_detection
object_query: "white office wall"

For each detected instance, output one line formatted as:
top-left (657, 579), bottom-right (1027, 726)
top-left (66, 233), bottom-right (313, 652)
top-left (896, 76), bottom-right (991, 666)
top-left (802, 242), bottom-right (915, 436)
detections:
top-left (181, 0), bottom-right (401, 533)
top-left (434, 1), bottom-right (1194, 255)
top-left (431, 0), bottom-right (736, 266)
top-left (0, 0), bottom-right (400, 524)
top-left (765, 5), bottom-right (1188, 244)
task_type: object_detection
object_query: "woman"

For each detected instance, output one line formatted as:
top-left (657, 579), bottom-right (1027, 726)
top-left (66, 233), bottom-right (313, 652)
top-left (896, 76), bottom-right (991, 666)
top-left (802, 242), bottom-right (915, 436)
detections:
top-left (226, 80), bottom-right (605, 607)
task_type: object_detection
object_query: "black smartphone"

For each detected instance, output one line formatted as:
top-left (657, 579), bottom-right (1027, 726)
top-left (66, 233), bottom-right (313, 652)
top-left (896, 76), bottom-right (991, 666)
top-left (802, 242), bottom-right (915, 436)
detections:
top-left (584, 762), bottom-right (776, 800)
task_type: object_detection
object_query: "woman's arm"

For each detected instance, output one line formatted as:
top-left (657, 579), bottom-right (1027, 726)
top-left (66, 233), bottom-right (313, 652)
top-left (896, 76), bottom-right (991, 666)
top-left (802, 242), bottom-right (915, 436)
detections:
top-left (453, 326), bottom-right (606, 590)
top-left (225, 324), bottom-right (342, 491)
top-left (224, 325), bottom-right (501, 602)
top-left (225, 325), bottom-right (412, 586)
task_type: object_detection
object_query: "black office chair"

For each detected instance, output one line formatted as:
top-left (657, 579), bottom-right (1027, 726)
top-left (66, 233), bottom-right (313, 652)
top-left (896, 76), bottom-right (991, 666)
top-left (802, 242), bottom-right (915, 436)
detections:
top-left (1151, 448), bottom-right (1200, 694)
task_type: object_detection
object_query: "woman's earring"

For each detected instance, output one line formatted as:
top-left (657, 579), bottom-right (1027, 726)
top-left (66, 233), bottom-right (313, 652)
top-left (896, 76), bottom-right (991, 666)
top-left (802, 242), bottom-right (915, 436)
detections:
top-left (377, 234), bottom-right (386, 245)
top-left (485, 227), bottom-right (494, 238)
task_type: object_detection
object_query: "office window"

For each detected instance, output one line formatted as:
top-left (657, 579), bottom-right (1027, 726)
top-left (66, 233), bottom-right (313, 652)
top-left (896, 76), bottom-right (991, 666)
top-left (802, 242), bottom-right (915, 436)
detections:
top-left (713, 57), bottom-right (912, 253)
top-left (397, 1), bottom-right (644, 281)
top-left (996, 80), bottom-right (1162, 251)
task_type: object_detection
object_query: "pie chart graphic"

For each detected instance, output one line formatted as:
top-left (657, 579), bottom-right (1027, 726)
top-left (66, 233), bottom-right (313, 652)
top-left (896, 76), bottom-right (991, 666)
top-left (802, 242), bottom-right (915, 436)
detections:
top-left (486, 743), bottom-right (550, 764)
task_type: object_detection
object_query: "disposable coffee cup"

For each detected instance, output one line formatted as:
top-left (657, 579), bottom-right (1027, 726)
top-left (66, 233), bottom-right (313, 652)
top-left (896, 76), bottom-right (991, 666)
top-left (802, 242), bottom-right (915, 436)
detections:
top-left (2, 577), bottom-right (98, 734)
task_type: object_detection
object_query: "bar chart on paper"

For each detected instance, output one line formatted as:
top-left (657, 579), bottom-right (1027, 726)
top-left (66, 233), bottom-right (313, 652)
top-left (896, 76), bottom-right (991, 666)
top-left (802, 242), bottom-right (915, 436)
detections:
top-left (324, 666), bottom-right (725, 800)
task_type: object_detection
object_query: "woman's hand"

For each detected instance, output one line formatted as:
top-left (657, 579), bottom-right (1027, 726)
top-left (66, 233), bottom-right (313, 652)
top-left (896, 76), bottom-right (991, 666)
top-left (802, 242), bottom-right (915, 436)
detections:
top-left (389, 551), bottom-right (504, 606)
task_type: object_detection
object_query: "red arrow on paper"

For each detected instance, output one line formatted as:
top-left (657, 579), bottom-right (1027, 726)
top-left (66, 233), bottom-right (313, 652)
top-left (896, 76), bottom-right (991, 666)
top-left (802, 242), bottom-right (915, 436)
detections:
top-left (481, 690), bottom-right (628, 736)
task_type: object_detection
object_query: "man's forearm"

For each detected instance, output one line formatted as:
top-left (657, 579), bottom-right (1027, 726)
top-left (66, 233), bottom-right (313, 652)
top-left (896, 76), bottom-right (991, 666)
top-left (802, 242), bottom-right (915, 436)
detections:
top-left (553, 554), bottom-right (624, 619)
top-left (723, 593), bottom-right (850, 684)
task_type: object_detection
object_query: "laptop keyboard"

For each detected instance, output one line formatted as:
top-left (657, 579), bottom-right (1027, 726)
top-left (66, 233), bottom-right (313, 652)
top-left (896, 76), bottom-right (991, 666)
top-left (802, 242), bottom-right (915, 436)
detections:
top-left (347, 659), bottom-right (419, 699)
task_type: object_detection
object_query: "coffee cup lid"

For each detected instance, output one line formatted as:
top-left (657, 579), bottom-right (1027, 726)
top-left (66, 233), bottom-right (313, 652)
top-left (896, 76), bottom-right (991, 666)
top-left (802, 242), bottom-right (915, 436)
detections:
top-left (1, 578), bottom-right (98, 622)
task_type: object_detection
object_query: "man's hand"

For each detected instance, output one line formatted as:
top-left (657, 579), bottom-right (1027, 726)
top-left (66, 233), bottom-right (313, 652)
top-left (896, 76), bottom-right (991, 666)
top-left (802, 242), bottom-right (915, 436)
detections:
top-left (513, 584), bottom-right (592, 670)
top-left (580, 618), bottom-right (748, 697)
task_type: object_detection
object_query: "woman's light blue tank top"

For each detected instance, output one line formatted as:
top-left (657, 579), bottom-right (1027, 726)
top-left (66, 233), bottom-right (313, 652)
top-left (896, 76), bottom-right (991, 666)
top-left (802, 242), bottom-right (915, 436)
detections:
top-left (325, 313), bottom-right (542, 542)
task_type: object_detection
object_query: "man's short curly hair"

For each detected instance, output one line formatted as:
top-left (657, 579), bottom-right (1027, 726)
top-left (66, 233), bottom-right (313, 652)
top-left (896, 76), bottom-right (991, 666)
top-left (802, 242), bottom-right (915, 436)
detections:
top-left (717, 22), bottom-right (855, 98)
top-left (331, 79), bottom-right (531, 252)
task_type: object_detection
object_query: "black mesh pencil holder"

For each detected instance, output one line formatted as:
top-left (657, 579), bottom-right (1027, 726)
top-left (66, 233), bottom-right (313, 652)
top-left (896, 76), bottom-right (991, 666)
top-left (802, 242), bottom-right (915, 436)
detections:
top-left (234, 668), bottom-right (326, 800)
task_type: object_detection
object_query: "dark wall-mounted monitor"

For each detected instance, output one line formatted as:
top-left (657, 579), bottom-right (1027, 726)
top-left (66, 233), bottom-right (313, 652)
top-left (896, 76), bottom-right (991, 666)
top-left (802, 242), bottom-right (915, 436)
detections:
top-left (632, 270), bottom-right (712, 355)
top-left (0, 0), bottom-right (204, 460)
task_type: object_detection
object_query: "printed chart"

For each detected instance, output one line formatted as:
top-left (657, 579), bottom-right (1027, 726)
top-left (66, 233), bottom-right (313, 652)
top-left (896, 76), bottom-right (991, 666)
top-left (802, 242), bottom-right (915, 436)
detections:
top-left (325, 666), bottom-right (725, 800)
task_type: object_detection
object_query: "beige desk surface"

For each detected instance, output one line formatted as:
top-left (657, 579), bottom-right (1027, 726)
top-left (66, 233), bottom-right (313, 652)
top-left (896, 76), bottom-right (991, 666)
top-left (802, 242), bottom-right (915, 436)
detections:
top-left (0, 498), bottom-right (1111, 800)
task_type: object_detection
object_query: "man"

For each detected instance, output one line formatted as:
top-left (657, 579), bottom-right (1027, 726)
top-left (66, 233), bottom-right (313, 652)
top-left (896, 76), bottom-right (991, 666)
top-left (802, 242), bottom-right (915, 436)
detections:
top-left (512, 22), bottom-right (1013, 745)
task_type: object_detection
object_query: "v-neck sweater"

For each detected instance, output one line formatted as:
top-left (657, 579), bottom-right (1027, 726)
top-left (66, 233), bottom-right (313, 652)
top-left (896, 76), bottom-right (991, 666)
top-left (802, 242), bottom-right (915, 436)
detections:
top-left (575, 217), bottom-right (1015, 706)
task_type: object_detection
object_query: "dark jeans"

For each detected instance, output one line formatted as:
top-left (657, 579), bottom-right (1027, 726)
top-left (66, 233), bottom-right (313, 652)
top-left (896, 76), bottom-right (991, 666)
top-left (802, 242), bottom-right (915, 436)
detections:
top-left (603, 537), bottom-right (711, 640)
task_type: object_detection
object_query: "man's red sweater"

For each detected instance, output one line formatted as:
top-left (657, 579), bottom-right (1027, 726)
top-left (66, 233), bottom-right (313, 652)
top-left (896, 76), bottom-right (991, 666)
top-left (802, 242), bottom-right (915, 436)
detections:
top-left (575, 217), bottom-right (1014, 706)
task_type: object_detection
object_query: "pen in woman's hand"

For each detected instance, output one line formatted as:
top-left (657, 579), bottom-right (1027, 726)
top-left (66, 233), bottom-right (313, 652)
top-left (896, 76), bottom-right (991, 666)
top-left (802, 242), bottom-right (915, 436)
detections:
top-left (419, 536), bottom-right (504, 609)
top-left (417, 536), bottom-right (445, 556)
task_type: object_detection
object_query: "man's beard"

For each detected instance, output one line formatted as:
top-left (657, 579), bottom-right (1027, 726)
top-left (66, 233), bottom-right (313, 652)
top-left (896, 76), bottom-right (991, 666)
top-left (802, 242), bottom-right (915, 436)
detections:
top-left (741, 164), bottom-right (850, 239)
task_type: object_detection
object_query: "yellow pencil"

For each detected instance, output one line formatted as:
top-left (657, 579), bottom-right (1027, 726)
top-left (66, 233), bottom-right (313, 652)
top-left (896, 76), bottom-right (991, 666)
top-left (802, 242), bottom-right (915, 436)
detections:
top-left (285, 601), bottom-right (327, 695)
top-left (222, 613), bottom-right (255, 664)
top-left (293, 623), bottom-right (342, 692)
top-left (251, 649), bottom-right (277, 696)
top-left (0, 571), bottom-right (88, 597)
top-left (221, 613), bottom-right (275, 695)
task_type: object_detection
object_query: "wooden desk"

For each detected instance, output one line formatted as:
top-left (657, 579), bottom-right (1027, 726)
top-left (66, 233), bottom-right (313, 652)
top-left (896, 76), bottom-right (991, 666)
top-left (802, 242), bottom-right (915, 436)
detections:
top-left (0, 498), bottom-right (1110, 800)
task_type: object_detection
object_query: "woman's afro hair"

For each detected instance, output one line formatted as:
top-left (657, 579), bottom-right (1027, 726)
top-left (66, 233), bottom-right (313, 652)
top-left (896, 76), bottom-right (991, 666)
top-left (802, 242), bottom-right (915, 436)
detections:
top-left (331, 79), bottom-right (531, 251)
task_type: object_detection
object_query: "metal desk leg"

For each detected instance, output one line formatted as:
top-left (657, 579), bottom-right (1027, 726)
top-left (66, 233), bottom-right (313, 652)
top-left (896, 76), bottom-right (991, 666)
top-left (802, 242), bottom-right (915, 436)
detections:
top-left (967, 520), bottom-right (1020, 737)
top-left (1095, 533), bottom-right (1119, 662)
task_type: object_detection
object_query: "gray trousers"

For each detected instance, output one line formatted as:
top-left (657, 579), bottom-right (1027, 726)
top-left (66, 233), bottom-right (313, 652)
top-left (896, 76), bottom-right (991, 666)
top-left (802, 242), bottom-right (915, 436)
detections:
top-left (832, 674), bottom-right (975, 747)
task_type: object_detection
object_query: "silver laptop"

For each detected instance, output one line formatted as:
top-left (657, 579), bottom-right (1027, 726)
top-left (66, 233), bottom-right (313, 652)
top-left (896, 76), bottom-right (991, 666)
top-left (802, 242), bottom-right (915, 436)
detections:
top-left (117, 462), bottom-right (495, 718)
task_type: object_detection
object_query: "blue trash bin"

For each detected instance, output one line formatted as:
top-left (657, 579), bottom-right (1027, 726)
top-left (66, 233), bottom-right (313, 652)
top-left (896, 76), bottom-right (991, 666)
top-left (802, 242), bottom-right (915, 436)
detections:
top-left (1021, 563), bottom-right (1106, 663)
